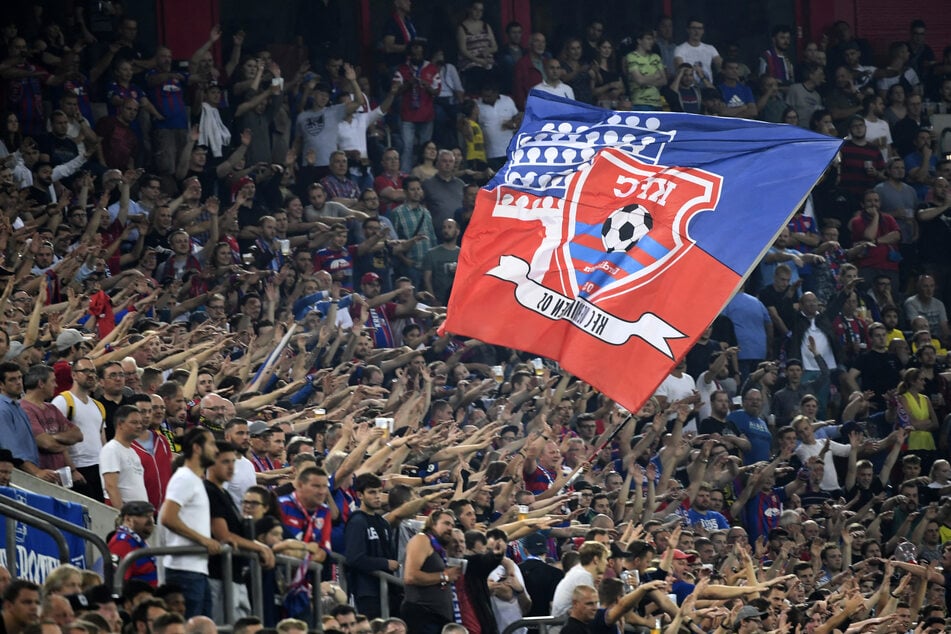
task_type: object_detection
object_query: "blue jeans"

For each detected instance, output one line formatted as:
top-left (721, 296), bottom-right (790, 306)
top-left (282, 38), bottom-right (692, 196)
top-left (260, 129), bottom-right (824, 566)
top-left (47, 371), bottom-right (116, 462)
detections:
top-left (165, 568), bottom-right (212, 618)
top-left (400, 120), bottom-right (434, 172)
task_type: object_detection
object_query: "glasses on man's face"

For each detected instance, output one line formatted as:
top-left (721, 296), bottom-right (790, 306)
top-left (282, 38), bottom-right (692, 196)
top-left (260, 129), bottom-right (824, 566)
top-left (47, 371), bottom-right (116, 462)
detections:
top-left (242, 499), bottom-right (263, 507)
top-left (105, 372), bottom-right (126, 379)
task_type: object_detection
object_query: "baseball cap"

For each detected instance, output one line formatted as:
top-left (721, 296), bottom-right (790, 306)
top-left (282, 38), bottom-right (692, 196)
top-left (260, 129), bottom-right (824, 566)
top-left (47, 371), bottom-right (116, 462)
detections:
top-left (286, 436), bottom-right (312, 453)
top-left (361, 272), bottom-right (381, 285)
top-left (84, 584), bottom-right (120, 608)
top-left (121, 500), bottom-right (155, 517)
top-left (734, 606), bottom-right (767, 629)
top-left (521, 531), bottom-right (548, 556)
top-left (55, 328), bottom-right (94, 352)
top-left (3, 340), bottom-right (24, 362)
top-left (768, 527), bottom-right (790, 540)
top-left (248, 421), bottom-right (270, 437)
top-left (671, 549), bottom-right (697, 562)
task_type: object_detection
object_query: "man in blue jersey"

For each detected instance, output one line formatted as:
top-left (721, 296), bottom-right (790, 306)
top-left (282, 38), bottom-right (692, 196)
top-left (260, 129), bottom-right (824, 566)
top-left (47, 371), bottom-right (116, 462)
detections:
top-left (727, 388), bottom-right (772, 465)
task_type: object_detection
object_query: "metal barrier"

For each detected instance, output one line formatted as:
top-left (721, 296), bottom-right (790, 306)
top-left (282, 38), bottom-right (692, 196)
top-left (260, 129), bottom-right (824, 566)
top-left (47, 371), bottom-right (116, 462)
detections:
top-left (501, 615), bottom-right (568, 634)
top-left (326, 550), bottom-right (406, 619)
top-left (275, 553), bottom-right (324, 626)
top-left (3, 511), bottom-right (69, 569)
top-left (0, 494), bottom-right (112, 587)
top-left (371, 570), bottom-right (404, 619)
top-left (116, 546), bottom-right (237, 622)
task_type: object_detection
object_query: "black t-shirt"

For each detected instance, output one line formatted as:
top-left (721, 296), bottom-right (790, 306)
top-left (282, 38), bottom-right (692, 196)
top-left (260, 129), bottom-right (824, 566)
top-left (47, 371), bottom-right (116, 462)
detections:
top-left (590, 609), bottom-right (620, 634)
top-left (205, 481), bottom-right (250, 581)
top-left (917, 205), bottom-right (951, 263)
top-left (98, 394), bottom-right (130, 442)
top-left (518, 558), bottom-right (564, 619)
top-left (686, 338), bottom-right (722, 380)
top-left (845, 478), bottom-right (888, 512)
top-left (854, 350), bottom-right (903, 405)
top-left (758, 284), bottom-right (798, 334)
top-left (561, 617), bottom-right (593, 634)
top-left (698, 416), bottom-right (742, 437)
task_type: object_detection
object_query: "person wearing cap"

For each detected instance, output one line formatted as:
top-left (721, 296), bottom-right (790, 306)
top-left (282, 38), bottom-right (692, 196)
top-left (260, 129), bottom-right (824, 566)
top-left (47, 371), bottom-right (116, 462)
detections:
top-left (518, 531), bottom-right (562, 622)
top-left (734, 606), bottom-right (767, 634)
top-left (0, 361), bottom-right (60, 484)
top-left (108, 501), bottom-right (158, 587)
top-left (293, 63), bottom-right (364, 178)
top-left (246, 422), bottom-right (293, 486)
top-left (84, 584), bottom-right (123, 633)
top-left (50, 329), bottom-right (94, 394)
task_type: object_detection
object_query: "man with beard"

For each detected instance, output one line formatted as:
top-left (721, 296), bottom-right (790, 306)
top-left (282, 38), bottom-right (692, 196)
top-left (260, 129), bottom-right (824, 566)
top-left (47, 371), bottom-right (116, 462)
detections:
top-left (108, 501), bottom-right (158, 586)
top-left (158, 428), bottom-right (220, 618)
top-left (53, 356), bottom-right (106, 500)
top-left (697, 388), bottom-right (750, 456)
top-left (197, 393), bottom-right (231, 437)
top-left (686, 483), bottom-right (730, 533)
top-left (224, 419), bottom-right (256, 507)
top-left (401, 509), bottom-right (462, 633)
top-left (344, 473), bottom-right (400, 619)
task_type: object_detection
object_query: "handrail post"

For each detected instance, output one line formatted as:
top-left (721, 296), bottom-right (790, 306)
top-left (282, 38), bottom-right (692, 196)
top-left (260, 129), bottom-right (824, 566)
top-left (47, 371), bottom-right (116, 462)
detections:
top-left (310, 562), bottom-right (323, 631)
top-left (379, 575), bottom-right (389, 619)
top-left (247, 552), bottom-right (263, 621)
top-left (5, 517), bottom-right (15, 574)
top-left (222, 545), bottom-right (234, 625)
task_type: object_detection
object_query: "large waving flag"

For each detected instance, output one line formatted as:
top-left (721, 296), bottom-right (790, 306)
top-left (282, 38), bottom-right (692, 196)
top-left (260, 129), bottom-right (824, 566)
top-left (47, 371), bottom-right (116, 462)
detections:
top-left (443, 92), bottom-right (843, 413)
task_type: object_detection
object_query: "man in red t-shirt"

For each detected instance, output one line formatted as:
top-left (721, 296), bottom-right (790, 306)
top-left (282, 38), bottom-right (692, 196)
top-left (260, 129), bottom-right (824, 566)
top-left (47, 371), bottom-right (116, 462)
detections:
top-left (849, 189), bottom-right (901, 291)
top-left (394, 39), bottom-right (440, 173)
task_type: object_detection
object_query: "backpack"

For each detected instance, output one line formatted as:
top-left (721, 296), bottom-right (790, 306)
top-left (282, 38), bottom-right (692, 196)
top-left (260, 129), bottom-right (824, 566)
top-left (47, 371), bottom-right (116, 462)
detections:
top-left (60, 390), bottom-right (106, 422)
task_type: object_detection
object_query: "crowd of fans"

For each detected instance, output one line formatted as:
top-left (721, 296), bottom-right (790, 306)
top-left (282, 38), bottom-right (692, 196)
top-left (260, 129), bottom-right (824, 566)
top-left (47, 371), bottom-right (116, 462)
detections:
top-left (0, 2), bottom-right (951, 634)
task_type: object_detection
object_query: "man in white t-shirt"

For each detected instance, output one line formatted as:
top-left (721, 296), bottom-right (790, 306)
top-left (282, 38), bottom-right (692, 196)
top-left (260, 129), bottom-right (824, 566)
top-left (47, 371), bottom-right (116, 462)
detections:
top-left (477, 82), bottom-right (520, 171)
top-left (52, 356), bottom-right (106, 502)
top-left (486, 529), bottom-right (531, 634)
top-left (551, 541), bottom-right (609, 617)
top-left (223, 418), bottom-right (256, 508)
top-left (158, 427), bottom-right (220, 618)
top-left (531, 58), bottom-right (575, 101)
top-left (99, 405), bottom-right (147, 508)
top-left (673, 18), bottom-right (722, 84)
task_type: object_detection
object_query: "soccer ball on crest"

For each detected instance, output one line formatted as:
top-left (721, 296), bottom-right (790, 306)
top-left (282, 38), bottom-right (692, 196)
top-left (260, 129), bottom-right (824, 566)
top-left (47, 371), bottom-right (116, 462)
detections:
top-left (601, 204), bottom-right (653, 252)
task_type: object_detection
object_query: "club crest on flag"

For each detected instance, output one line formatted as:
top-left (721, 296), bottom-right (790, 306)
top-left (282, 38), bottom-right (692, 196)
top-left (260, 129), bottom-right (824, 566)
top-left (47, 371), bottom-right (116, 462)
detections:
top-left (484, 114), bottom-right (722, 357)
